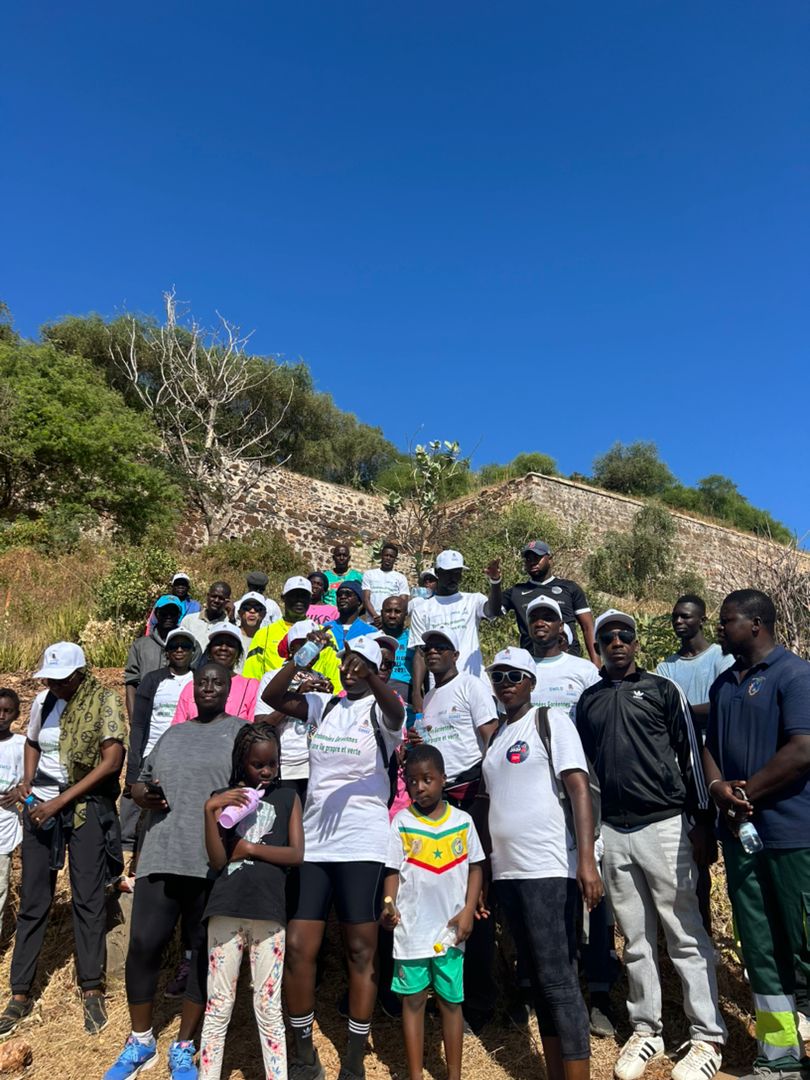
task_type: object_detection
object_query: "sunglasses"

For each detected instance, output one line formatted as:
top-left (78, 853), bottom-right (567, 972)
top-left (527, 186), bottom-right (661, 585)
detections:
top-left (597, 629), bottom-right (636, 646)
top-left (167, 641), bottom-right (194, 651)
top-left (490, 669), bottom-right (531, 685)
top-left (380, 660), bottom-right (394, 671)
top-left (419, 642), bottom-right (454, 653)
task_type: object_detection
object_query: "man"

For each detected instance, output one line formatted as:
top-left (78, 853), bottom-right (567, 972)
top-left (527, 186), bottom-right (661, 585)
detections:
top-left (242, 577), bottom-right (316, 680)
top-left (324, 544), bottom-right (363, 604)
top-left (488, 540), bottom-right (598, 663)
top-left (125, 596), bottom-right (184, 723)
top-left (326, 581), bottom-right (376, 651)
top-left (361, 543), bottom-right (410, 626)
top-left (412, 627), bottom-right (498, 1031)
top-left (577, 610), bottom-right (726, 1080)
top-left (378, 596), bottom-right (413, 716)
top-left (145, 573), bottom-right (200, 636)
top-left (704, 590), bottom-right (810, 1079)
top-left (408, 550), bottom-right (496, 712)
top-left (179, 581), bottom-right (234, 651)
top-left (244, 570), bottom-right (281, 625)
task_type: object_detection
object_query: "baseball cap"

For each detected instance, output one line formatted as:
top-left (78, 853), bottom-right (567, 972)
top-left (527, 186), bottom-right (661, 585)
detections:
top-left (521, 540), bottom-right (551, 557)
top-left (346, 635), bottom-right (382, 670)
top-left (282, 575), bottom-right (313, 597)
top-left (246, 570), bottom-right (269, 592)
top-left (435, 550), bottom-right (468, 571)
top-left (486, 646), bottom-right (537, 679)
top-left (171, 572), bottom-right (190, 585)
top-left (593, 609), bottom-right (637, 636)
top-left (33, 642), bottom-right (87, 680)
top-left (526, 595), bottom-right (563, 621)
top-left (154, 594), bottom-right (183, 612)
top-left (287, 619), bottom-right (319, 646)
top-left (419, 567), bottom-right (437, 582)
top-left (422, 627), bottom-right (460, 651)
top-left (335, 579), bottom-right (363, 601)
top-left (164, 628), bottom-right (197, 648)
top-left (371, 633), bottom-right (400, 655)
top-left (237, 590), bottom-right (267, 612)
top-left (207, 622), bottom-right (244, 651)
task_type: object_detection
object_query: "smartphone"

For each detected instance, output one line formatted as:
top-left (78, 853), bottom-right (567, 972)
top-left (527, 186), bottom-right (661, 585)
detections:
top-left (145, 781), bottom-right (169, 809)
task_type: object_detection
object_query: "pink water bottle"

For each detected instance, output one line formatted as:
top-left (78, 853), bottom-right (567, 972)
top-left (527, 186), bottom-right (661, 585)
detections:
top-left (218, 787), bottom-right (262, 829)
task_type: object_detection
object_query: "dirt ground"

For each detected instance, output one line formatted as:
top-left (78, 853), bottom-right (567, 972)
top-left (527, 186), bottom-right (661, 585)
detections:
top-left (0, 670), bottom-right (781, 1079)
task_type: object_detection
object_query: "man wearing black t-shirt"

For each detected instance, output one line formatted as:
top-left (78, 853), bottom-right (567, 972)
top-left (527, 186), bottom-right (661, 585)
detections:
top-left (487, 539), bottom-right (598, 664)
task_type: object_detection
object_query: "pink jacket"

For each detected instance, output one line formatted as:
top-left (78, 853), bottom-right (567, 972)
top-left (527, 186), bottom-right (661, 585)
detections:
top-left (171, 674), bottom-right (258, 725)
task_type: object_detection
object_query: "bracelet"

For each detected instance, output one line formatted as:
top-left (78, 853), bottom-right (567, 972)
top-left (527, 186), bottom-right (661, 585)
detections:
top-left (708, 779), bottom-right (723, 794)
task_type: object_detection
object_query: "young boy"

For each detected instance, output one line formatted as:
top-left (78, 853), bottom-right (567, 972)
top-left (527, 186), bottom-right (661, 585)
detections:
top-left (382, 744), bottom-right (485, 1080)
top-left (0, 690), bottom-right (25, 926)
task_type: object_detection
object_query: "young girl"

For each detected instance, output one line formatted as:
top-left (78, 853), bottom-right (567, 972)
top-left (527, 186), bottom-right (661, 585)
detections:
top-left (200, 722), bottom-right (304, 1080)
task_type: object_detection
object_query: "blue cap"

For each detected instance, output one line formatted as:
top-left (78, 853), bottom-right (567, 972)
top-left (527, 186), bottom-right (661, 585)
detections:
top-left (336, 579), bottom-right (364, 601)
top-left (154, 594), bottom-right (183, 612)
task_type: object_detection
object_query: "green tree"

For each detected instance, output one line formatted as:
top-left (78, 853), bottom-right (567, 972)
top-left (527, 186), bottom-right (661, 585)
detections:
top-left (0, 302), bottom-right (18, 346)
top-left (510, 451), bottom-right (558, 476)
top-left (592, 441), bottom-right (674, 496)
top-left (0, 341), bottom-right (179, 543)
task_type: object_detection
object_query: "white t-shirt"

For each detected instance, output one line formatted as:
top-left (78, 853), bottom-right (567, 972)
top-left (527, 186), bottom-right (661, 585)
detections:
top-left (27, 691), bottom-right (69, 802)
top-left (421, 674), bottom-right (497, 783)
top-left (302, 692), bottom-right (402, 862)
top-left (407, 592), bottom-right (490, 677)
top-left (255, 671), bottom-right (313, 780)
top-left (361, 569), bottom-right (409, 614)
top-left (0, 734), bottom-right (25, 854)
top-left (482, 707), bottom-right (589, 881)
top-left (386, 803), bottom-right (484, 960)
top-left (531, 652), bottom-right (601, 717)
top-left (146, 671), bottom-right (194, 758)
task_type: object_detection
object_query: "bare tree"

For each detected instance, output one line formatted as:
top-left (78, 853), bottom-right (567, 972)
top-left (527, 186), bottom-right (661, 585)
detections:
top-left (112, 290), bottom-right (293, 543)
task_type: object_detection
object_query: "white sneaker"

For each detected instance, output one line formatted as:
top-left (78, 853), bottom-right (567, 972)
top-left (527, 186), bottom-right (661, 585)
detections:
top-left (614, 1033), bottom-right (665, 1080)
top-left (671, 1041), bottom-right (722, 1080)
top-left (798, 1012), bottom-right (810, 1042)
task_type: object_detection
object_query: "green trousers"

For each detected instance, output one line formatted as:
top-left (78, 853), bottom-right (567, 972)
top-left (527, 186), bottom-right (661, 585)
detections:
top-left (723, 842), bottom-right (810, 1070)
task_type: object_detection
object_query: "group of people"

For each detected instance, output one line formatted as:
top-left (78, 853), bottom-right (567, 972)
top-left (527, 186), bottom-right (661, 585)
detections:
top-left (0, 537), bottom-right (807, 1080)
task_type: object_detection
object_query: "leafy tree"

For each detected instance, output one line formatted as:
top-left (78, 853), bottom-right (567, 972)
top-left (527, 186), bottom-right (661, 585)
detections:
top-left (0, 302), bottom-right (18, 345)
top-left (510, 451), bottom-right (558, 476)
top-left (0, 341), bottom-right (179, 543)
top-left (592, 441), bottom-right (675, 496)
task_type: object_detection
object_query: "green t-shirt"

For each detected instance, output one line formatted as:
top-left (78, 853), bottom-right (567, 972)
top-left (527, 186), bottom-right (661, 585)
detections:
top-left (324, 568), bottom-right (363, 604)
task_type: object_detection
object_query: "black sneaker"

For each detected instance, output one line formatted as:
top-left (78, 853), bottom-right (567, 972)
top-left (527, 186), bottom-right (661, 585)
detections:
top-left (288, 1052), bottom-right (326, 1080)
top-left (589, 993), bottom-right (616, 1039)
top-left (83, 993), bottom-right (108, 1035)
top-left (0, 997), bottom-right (33, 1039)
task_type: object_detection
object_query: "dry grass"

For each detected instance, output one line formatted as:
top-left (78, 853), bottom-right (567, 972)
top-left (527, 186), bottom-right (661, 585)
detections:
top-left (0, 670), bottom-right (783, 1080)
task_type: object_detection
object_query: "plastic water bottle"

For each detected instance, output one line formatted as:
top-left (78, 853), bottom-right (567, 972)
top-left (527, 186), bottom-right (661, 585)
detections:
top-left (411, 586), bottom-right (432, 600)
top-left (218, 787), bottom-right (262, 829)
top-left (433, 927), bottom-right (458, 955)
top-left (412, 713), bottom-right (430, 741)
top-left (294, 639), bottom-right (323, 668)
top-left (738, 821), bottom-right (763, 854)
top-left (23, 794), bottom-right (55, 831)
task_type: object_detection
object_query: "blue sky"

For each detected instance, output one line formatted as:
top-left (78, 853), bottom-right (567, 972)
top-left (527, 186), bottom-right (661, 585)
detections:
top-left (5, 3), bottom-right (809, 535)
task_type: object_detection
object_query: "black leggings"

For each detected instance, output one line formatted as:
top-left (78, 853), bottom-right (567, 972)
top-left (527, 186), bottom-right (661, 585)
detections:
top-left (125, 874), bottom-right (211, 1005)
top-left (495, 877), bottom-right (590, 1060)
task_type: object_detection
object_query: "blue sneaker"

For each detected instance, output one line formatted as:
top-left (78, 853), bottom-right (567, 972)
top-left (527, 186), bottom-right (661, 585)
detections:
top-left (168, 1040), bottom-right (198, 1080)
top-left (103, 1036), bottom-right (157, 1079)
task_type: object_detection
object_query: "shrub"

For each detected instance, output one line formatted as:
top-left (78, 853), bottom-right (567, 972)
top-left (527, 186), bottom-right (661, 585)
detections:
top-left (195, 529), bottom-right (306, 584)
top-left (592, 441), bottom-right (675, 496)
top-left (95, 547), bottom-right (178, 623)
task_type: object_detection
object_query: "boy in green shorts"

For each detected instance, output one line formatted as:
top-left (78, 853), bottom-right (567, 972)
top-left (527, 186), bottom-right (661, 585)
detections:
top-left (382, 744), bottom-right (485, 1080)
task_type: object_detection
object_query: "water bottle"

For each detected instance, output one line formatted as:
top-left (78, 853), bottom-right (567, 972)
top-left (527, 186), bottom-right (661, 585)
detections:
top-left (738, 821), bottom-right (763, 854)
top-left (412, 713), bottom-right (430, 741)
top-left (411, 586), bottom-right (432, 600)
top-left (433, 926), bottom-right (458, 954)
top-left (294, 639), bottom-right (323, 668)
top-left (23, 794), bottom-right (55, 831)
top-left (218, 787), bottom-right (262, 829)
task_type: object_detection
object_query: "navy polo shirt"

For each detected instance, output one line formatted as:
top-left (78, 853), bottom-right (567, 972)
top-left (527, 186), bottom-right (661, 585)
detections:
top-left (706, 645), bottom-right (810, 848)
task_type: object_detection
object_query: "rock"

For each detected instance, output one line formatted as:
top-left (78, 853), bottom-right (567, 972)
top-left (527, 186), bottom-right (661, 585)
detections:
top-left (0, 1038), bottom-right (32, 1073)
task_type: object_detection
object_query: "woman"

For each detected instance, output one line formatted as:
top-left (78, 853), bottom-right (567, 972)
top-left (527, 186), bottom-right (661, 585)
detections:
top-left (0, 642), bottom-right (125, 1038)
top-left (482, 646), bottom-right (602, 1080)
top-left (264, 635), bottom-right (404, 1080)
top-left (128, 628), bottom-right (196, 786)
top-left (306, 572), bottom-right (338, 626)
top-left (173, 623), bottom-right (258, 724)
top-left (104, 663), bottom-right (246, 1080)
top-left (235, 592), bottom-right (268, 670)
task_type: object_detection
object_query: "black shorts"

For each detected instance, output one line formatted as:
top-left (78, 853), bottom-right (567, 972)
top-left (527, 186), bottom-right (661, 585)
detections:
top-left (288, 860), bottom-right (384, 924)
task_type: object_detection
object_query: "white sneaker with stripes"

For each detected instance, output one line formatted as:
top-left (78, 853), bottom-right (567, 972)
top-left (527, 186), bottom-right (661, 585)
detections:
top-left (614, 1033), bottom-right (665, 1080)
top-left (671, 1040), bottom-right (723, 1080)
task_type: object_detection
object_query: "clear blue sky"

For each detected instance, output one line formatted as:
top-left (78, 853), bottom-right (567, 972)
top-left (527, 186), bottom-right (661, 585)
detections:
top-left (5, 3), bottom-right (809, 535)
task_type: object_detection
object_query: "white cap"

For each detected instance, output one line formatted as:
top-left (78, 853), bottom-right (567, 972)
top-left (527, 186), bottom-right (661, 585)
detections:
top-left (282, 575), bottom-right (313, 596)
top-left (237, 590), bottom-right (267, 611)
top-left (486, 646), bottom-right (537, 679)
top-left (165, 628), bottom-right (197, 647)
top-left (345, 635), bottom-right (383, 670)
top-left (526, 595), bottom-right (563, 621)
top-left (371, 633), bottom-right (400, 654)
top-left (207, 622), bottom-right (244, 651)
top-left (421, 626), bottom-right (460, 651)
top-left (593, 609), bottom-right (637, 636)
top-left (33, 642), bottom-right (87, 680)
top-left (287, 619), bottom-right (319, 646)
top-left (171, 572), bottom-right (190, 584)
top-left (435, 550), bottom-right (468, 571)
top-left (419, 567), bottom-right (437, 581)
top-left (563, 624), bottom-right (574, 645)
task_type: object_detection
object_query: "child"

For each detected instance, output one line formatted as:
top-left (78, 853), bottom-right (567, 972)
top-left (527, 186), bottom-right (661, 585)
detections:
top-left (0, 690), bottom-right (24, 927)
top-left (382, 744), bottom-right (485, 1080)
top-left (200, 722), bottom-right (304, 1080)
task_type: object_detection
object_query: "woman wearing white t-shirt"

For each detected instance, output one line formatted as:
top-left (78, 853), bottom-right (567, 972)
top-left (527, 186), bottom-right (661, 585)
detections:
top-left (482, 647), bottom-right (602, 1080)
top-left (263, 635), bottom-right (404, 1080)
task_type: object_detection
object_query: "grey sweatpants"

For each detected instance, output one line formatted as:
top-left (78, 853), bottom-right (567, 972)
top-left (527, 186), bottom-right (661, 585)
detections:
top-left (602, 815), bottom-right (726, 1043)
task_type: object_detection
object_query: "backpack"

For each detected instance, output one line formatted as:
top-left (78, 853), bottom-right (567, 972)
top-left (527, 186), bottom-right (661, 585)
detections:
top-left (533, 706), bottom-right (601, 846)
top-left (320, 696), bottom-right (400, 808)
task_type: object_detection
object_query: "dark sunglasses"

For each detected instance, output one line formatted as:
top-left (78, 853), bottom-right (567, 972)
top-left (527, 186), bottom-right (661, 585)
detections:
top-left (597, 629), bottom-right (636, 646)
top-left (419, 642), bottom-right (454, 653)
top-left (240, 603), bottom-right (265, 613)
top-left (380, 660), bottom-right (395, 671)
top-left (490, 669), bottom-right (531, 685)
top-left (167, 640), bottom-right (195, 651)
